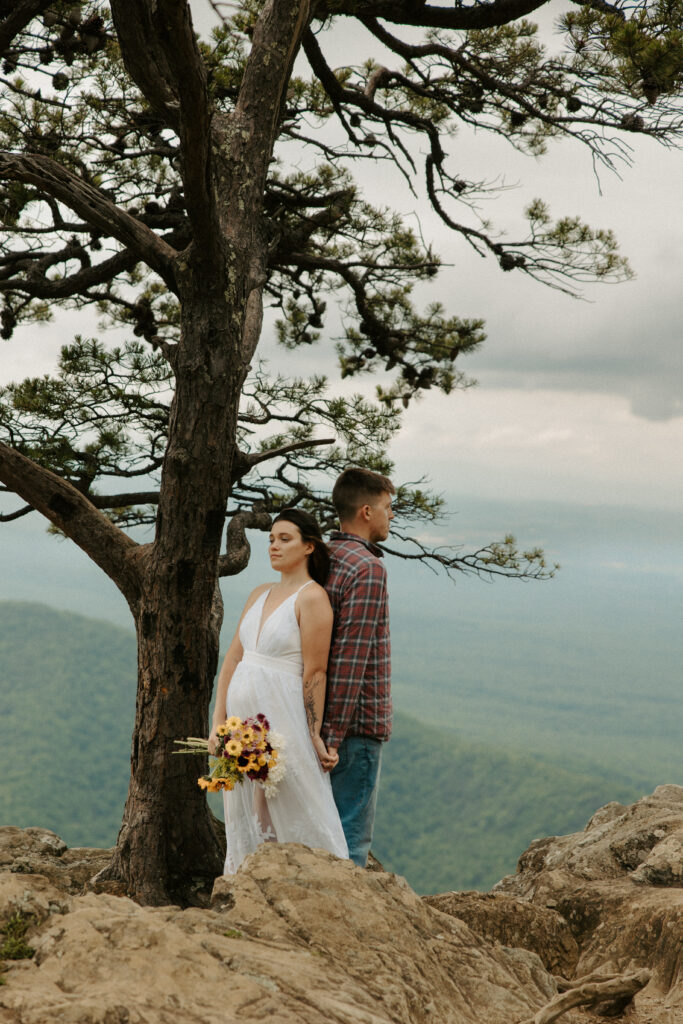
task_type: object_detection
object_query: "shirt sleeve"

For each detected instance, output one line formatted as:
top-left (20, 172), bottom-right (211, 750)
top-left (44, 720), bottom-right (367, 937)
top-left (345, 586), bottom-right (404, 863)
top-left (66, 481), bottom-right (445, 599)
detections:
top-left (323, 561), bottom-right (386, 747)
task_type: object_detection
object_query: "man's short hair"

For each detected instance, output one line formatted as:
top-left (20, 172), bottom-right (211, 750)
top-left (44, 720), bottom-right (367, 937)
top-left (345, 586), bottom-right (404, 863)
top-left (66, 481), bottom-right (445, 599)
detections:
top-left (332, 467), bottom-right (395, 525)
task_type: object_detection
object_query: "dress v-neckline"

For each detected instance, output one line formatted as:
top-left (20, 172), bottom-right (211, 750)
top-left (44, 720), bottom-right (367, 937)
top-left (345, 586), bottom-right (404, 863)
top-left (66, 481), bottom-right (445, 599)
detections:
top-left (255, 582), bottom-right (311, 647)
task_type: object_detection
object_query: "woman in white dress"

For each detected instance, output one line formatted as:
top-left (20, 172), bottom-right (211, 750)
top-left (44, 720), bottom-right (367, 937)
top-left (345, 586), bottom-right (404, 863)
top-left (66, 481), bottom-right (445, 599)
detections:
top-left (209, 509), bottom-right (348, 873)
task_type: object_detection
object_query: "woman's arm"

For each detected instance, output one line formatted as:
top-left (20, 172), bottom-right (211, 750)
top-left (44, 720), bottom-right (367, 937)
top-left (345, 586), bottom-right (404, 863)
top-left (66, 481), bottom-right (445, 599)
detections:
top-left (208, 583), bottom-right (269, 754)
top-left (298, 584), bottom-right (336, 770)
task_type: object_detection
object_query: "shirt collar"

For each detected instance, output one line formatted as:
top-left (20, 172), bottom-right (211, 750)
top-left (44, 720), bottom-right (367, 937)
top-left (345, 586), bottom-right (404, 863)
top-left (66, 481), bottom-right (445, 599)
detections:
top-left (329, 530), bottom-right (384, 558)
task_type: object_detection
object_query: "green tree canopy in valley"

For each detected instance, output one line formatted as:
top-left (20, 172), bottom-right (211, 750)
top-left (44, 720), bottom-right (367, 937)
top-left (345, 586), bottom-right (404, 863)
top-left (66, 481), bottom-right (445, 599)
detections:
top-left (0, 0), bottom-right (682, 904)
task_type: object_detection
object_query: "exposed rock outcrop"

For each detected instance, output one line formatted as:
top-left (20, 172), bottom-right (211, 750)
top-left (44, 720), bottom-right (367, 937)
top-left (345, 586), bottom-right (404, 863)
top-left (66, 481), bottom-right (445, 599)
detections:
top-left (491, 785), bottom-right (683, 1022)
top-left (0, 830), bottom-right (559, 1024)
top-left (0, 826), bottom-right (110, 895)
top-left (424, 890), bottom-right (580, 978)
top-left (2, 788), bottom-right (681, 1023)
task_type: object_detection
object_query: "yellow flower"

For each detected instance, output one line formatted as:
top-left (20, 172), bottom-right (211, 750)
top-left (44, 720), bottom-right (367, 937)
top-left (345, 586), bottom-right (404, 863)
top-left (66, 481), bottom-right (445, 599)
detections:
top-left (225, 716), bottom-right (242, 731)
top-left (257, 755), bottom-right (266, 767)
top-left (226, 739), bottom-right (241, 756)
top-left (216, 725), bottom-right (229, 736)
top-left (241, 727), bottom-right (255, 744)
top-left (237, 761), bottom-right (250, 773)
top-left (197, 777), bottom-right (210, 789)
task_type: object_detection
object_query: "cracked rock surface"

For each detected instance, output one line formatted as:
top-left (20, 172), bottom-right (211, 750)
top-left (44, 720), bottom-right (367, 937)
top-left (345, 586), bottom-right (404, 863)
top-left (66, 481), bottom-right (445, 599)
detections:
top-left (493, 785), bottom-right (683, 1022)
top-left (0, 831), bottom-right (557, 1024)
top-left (1, 788), bottom-right (682, 1024)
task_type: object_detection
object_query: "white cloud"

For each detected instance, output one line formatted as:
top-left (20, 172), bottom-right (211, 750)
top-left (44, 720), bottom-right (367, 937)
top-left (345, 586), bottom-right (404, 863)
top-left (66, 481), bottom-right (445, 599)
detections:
top-left (392, 386), bottom-right (683, 510)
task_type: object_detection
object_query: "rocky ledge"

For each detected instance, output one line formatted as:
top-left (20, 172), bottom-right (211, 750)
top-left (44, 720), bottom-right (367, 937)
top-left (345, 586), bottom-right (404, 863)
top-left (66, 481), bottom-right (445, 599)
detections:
top-left (1, 785), bottom-right (682, 1024)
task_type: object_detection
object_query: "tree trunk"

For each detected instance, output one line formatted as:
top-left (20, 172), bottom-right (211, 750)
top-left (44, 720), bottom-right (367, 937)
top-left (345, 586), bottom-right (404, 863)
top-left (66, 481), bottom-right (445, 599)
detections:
top-left (103, 583), bottom-right (226, 906)
top-left (99, 266), bottom-right (251, 905)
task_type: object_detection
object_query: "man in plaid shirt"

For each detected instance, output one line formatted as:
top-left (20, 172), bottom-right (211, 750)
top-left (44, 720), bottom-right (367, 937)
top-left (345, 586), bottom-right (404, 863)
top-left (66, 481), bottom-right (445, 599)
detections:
top-left (323, 467), bottom-right (395, 866)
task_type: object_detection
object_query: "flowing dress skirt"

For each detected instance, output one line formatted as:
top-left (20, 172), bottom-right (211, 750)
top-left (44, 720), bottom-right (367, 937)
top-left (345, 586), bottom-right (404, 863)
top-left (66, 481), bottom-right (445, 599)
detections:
top-left (222, 650), bottom-right (348, 874)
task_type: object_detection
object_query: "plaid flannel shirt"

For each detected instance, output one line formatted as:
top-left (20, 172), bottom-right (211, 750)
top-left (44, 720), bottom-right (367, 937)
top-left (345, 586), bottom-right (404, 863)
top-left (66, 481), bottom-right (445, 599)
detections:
top-left (323, 531), bottom-right (392, 747)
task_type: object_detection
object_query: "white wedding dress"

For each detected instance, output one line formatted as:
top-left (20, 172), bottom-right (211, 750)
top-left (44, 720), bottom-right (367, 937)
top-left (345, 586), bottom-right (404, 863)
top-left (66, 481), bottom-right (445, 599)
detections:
top-left (222, 581), bottom-right (349, 873)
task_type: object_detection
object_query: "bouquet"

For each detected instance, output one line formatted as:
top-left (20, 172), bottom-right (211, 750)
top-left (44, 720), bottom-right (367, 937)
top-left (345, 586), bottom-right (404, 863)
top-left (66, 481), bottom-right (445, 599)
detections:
top-left (174, 713), bottom-right (285, 796)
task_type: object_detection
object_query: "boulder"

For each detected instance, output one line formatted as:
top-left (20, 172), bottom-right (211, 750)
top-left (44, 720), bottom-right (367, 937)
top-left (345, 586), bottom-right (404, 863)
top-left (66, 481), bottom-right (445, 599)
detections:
top-left (0, 826), bottom-right (111, 895)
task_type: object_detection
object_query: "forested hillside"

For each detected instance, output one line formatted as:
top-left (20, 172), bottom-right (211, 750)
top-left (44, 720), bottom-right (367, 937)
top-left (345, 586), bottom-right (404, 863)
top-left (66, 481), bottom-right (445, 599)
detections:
top-left (0, 601), bottom-right (654, 891)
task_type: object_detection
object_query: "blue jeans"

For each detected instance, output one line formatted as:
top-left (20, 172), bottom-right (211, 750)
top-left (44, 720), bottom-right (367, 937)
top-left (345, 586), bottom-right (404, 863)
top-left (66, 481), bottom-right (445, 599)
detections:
top-left (330, 736), bottom-right (383, 867)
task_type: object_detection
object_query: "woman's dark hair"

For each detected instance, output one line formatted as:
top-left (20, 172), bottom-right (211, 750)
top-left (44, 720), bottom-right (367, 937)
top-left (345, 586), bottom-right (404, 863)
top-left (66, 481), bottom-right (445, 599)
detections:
top-left (271, 508), bottom-right (330, 585)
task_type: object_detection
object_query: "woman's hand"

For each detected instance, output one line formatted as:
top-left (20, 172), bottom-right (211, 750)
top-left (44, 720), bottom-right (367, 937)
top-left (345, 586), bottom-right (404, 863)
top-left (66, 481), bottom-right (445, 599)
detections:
top-left (311, 734), bottom-right (338, 772)
top-left (207, 726), bottom-right (220, 756)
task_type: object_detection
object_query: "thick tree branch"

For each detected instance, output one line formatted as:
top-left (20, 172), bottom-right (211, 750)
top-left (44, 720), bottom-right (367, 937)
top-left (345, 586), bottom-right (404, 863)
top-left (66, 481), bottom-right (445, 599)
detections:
top-left (232, 0), bottom-right (312, 203)
top-left (126, 0), bottom-right (217, 258)
top-left (90, 491), bottom-right (160, 509)
top-left (218, 509), bottom-right (272, 577)
top-left (158, 1), bottom-right (214, 252)
top-left (247, 436), bottom-right (335, 468)
top-left (0, 441), bottom-right (143, 606)
top-left (0, 247), bottom-right (138, 300)
top-left (0, 502), bottom-right (32, 522)
top-left (109, 0), bottom-right (180, 130)
top-left (231, 436), bottom-right (335, 482)
top-left (320, 0), bottom-right (550, 31)
top-left (0, 0), bottom-right (53, 55)
top-left (0, 153), bottom-right (178, 291)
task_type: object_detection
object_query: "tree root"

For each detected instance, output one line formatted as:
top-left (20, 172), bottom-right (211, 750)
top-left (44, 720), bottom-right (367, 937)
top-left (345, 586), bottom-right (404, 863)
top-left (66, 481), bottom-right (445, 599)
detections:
top-left (520, 967), bottom-right (651, 1024)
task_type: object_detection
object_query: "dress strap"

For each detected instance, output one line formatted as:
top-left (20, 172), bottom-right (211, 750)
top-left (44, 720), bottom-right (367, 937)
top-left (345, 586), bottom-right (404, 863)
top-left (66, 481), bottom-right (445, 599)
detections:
top-left (294, 579), bottom-right (314, 596)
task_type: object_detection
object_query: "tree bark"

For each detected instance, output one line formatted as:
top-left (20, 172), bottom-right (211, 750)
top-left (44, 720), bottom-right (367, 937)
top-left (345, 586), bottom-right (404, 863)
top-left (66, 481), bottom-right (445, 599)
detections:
top-left (100, 574), bottom-right (226, 906)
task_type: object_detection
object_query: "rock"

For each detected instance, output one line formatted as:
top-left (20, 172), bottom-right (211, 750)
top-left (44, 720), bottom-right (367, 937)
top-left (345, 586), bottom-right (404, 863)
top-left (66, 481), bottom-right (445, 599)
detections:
top-left (1, 839), bottom-right (561, 1024)
top-left (0, 873), bottom-right (68, 927)
top-left (3, 790), bottom-right (682, 1024)
top-left (0, 827), bottom-right (111, 895)
top-left (630, 828), bottom-right (683, 886)
top-left (424, 890), bottom-right (579, 977)
top-left (496, 785), bottom-right (683, 895)
top-left (495, 786), bottom-right (683, 1021)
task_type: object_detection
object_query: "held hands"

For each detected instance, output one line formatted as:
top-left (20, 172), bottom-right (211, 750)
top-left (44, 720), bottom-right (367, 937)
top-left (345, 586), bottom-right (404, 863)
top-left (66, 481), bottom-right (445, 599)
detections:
top-left (311, 734), bottom-right (339, 772)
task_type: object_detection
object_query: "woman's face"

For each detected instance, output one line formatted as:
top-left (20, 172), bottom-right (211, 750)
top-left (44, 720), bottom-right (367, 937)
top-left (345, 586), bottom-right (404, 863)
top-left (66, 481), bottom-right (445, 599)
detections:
top-left (268, 520), bottom-right (314, 574)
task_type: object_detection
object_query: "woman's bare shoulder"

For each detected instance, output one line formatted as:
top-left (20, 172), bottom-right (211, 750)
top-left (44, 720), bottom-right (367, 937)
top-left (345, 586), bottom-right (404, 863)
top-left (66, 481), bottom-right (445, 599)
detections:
top-left (298, 581), bottom-right (331, 609)
top-left (241, 582), bottom-right (272, 613)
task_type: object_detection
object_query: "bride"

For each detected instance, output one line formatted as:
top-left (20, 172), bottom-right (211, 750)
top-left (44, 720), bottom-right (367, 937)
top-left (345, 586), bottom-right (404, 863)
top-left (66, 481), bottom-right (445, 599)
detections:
top-left (209, 508), bottom-right (348, 873)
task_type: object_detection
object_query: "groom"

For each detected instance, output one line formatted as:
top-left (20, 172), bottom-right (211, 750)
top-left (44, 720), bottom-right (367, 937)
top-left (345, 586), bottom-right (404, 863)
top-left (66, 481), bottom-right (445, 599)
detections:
top-left (323, 466), bottom-right (395, 867)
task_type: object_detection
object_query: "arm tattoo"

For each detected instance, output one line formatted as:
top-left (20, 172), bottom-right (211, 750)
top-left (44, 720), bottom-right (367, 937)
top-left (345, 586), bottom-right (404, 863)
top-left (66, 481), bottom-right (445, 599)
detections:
top-left (303, 679), bottom-right (319, 732)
